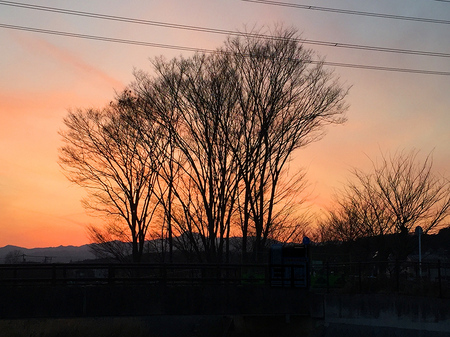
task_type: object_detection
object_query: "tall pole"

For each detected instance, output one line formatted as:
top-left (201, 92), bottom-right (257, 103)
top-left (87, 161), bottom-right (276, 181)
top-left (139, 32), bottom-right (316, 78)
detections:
top-left (419, 232), bottom-right (422, 278)
top-left (415, 226), bottom-right (423, 278)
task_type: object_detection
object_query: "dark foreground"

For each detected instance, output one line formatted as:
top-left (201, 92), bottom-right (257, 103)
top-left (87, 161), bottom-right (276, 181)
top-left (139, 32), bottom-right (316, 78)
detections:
top-left (2, 293), bottom-right (450, 337)
top-left (2, 313), bottom-right (450, 337)
top-left (1, 261), bottom-right (449, 336)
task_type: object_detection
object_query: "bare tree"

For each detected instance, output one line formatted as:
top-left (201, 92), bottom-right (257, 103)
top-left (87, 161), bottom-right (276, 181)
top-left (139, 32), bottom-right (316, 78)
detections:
top-left (61, 26), bottom-right (348, 263)
top-left (59, 90), bottom-right (163, 262)
top-left (131, 26), bottom-right (348, 262)
top-left (322, 185), bottom-right (393, 243)
top-left (321, 150), bottom-right (450, 259)
top-left (4, 250), bottom-right (24, 264)
top-left (145, 53), bottom-right (241, 262)
top-left (87, 221), bottom-right (132, 261)
top-left (371, 151), bottom-right (450, 234)
top-left (226, 26), bottom-right (348, 260)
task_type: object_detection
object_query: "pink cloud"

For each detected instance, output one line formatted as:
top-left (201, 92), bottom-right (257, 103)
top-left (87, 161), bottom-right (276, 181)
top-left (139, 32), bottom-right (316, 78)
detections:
top-left (11, 32), bottom-right (125, 90)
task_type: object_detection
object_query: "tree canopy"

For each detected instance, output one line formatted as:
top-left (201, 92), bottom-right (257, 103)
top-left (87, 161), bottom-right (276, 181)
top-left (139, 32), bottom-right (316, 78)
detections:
top-left (60, 26), bottom-right (349, 262)
top-left (318, 150), bottom-right (450, 260)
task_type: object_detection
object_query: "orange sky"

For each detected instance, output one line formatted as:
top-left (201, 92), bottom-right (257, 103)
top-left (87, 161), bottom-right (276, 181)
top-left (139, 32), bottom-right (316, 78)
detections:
top-left (0, 0), bottom-right (449, 248)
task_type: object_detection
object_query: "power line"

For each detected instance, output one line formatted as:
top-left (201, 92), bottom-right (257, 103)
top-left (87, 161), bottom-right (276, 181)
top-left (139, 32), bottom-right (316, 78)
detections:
top-left (0, 23), bottom-right (212, 53)
top-left (0, 0), bottom-right (448, 58)
top-left (1, 23), bottom-right (449, 76)
top-left (301, 39), bottom-right (449, 58)
top-left (241, 0), bottom-right (450, 24)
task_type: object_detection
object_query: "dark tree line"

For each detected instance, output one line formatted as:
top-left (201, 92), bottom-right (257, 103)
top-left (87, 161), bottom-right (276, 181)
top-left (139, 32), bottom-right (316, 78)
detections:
top-left (59, 26), bottom-right (348, 262)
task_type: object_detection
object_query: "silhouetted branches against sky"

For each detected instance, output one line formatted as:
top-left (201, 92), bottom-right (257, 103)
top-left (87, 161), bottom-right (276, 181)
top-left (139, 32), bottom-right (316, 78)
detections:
top-left (59, 93), bottom-right (165, 262)
top-left (58, 27), bottom-right (349, 262)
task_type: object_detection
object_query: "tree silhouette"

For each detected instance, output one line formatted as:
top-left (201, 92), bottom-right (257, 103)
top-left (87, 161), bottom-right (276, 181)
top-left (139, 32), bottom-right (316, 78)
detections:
top-left (133, 26), bottom-right (348, 261)
top-left (61, 26), bottom-right (348, 263)
top-left (226, 26), bottom-right (348, 260)
top-left (320, 150), bottom-right (450, 260)
top-left (59, 91), bottom-right (164, 262)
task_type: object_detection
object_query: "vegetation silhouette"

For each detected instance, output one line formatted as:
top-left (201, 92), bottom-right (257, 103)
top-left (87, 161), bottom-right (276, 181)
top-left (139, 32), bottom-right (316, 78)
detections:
top-left (59, 25), bottom-right (348, 263)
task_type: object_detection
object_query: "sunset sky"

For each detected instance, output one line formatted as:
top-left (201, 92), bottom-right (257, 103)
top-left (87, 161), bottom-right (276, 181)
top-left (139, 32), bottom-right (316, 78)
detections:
top-left (0, 0), bottom-right (449, 248)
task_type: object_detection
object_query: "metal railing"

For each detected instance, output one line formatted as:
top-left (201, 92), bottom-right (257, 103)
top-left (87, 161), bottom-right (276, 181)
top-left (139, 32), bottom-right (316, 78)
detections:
top-left (310, 260), bottom-right (450, 298)
top-left (0, 263), bottom-right (270, 286)
top-left (1, 260), bottom-right (448, 297)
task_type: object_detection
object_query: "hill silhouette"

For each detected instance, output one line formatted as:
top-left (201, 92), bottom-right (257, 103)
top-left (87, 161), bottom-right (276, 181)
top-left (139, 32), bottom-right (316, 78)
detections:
top-left (0, 244), bottom-right (95, 263)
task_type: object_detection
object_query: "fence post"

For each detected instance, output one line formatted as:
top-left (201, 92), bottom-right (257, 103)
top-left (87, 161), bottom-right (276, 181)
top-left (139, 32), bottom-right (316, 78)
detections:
top-left (160, 264), bottom-right (167, 285)
top-left (13, 266), bottom-right (17, 284)
top-left (395, 260), bottom-right (400, 293)
top-left (290, 265), bottom-right (294, 288)
top-left (438, 260), bottom-right (442, 298)
top-left (108, 265), bottom-right (115, 284)
top-left (358, 262), bottom-right (362, 293)
top-left (326, 261), bottom-right (330, 293)
top-left (52, 265), bottom-right (57, 284)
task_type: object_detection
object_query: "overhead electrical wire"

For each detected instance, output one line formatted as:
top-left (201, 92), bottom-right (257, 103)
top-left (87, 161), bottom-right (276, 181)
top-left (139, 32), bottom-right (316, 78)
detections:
top-left (0, 23), bottom-right (213, 53)
top-left (1, 23), bottom-right (449, 76)
top-left (241, 0), bottom-right (450, 25)
top-left (0, 0), bottom-right (448, 58)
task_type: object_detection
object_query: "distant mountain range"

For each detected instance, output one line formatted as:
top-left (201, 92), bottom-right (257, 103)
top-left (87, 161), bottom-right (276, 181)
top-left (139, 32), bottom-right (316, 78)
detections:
top-left (2, 228), bottom-right (448, 264)
top-left (0, 244), bottom-right (96, 263)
